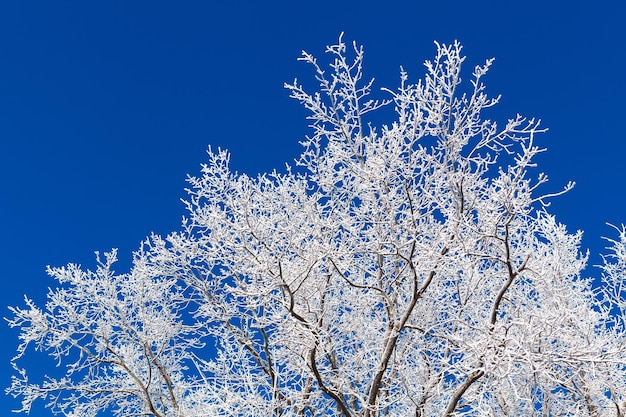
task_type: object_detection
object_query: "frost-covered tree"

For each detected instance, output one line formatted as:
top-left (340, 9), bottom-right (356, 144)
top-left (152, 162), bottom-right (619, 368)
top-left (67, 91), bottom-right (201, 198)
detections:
top-left (8, 36), bottom-right (626, 416)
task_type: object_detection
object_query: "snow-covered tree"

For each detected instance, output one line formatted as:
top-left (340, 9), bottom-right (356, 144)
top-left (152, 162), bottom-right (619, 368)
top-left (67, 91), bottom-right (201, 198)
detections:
top-left (8, 36), bottom-right (626, 416)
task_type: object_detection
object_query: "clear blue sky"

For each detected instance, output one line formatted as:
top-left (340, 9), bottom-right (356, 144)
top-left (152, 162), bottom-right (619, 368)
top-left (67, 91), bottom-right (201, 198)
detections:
top-left (1, 1), bottom-right (624, 414)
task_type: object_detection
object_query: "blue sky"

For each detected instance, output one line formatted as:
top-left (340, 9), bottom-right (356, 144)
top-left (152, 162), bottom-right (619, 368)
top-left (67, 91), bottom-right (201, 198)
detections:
top-left (0, 1), bottom-right (624, 414)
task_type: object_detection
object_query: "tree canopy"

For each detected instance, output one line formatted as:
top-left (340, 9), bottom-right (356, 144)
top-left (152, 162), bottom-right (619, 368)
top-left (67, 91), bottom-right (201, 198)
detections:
top-left (8, 37), bottom-right (626, 417)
